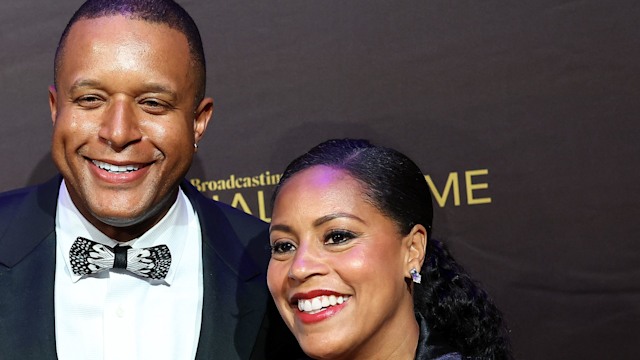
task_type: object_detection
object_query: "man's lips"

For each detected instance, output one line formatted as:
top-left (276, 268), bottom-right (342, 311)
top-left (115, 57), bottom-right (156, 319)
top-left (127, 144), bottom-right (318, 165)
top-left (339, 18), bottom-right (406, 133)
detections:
top-left (87, 158), bottom-right (153, 184)
top-left (91, 159), bottom-right (148, 174)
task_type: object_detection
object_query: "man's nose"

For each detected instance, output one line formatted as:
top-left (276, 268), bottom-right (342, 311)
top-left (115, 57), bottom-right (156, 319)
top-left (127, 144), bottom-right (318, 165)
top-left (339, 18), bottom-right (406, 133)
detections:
top-left (98, 98), bottom-right (142, 151)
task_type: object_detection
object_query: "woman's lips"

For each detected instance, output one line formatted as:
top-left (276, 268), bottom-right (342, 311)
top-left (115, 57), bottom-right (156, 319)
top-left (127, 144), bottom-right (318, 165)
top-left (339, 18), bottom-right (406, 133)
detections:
top-left (297, 294), bottom-right (350, 312)
top-left (291, 291), bottom-right (352, 324)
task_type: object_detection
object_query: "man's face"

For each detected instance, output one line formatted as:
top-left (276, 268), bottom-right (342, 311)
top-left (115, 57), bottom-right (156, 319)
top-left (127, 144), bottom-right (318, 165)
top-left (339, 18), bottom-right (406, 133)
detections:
top-left (49, 15), bottom-right (212, 241)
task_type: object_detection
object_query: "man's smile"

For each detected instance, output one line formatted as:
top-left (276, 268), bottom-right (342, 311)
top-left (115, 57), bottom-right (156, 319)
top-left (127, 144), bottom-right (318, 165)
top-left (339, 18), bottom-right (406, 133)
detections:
top-left (91, 159), bottom-right (142, 174)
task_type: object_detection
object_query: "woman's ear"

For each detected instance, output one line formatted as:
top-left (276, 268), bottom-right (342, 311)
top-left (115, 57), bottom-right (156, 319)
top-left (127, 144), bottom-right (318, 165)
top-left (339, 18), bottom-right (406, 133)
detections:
top-left (404, 224), bottom-right (427, 278)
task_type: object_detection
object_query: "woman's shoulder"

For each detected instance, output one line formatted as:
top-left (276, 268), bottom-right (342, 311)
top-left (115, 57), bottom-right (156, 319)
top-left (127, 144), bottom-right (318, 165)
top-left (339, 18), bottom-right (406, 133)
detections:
top-left (415, 312), bottom-right (463, 360)
top-left (431, 354), bottom-right (463, 360)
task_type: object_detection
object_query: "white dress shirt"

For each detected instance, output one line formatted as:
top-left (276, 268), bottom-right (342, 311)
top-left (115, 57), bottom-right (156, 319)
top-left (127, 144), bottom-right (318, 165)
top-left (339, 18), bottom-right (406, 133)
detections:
top-left (54, 181), bottom-right (203, 360)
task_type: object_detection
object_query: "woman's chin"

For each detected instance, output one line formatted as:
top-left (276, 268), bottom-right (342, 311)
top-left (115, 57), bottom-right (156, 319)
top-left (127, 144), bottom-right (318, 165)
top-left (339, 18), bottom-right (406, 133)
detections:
top-left (297, 333), bottom-right (354, 360)
top-left (301, 346), bottom-right (348, 360)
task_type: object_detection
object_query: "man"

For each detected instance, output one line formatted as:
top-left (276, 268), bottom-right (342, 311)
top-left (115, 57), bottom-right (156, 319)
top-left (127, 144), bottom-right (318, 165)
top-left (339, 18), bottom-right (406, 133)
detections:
top-left (0, 1), bottom-right (301, 359)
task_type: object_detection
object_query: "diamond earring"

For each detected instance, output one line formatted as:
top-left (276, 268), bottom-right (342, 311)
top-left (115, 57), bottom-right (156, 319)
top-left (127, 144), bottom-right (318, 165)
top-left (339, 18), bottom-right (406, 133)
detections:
top-left (410, 268), bottom-right (422, 284)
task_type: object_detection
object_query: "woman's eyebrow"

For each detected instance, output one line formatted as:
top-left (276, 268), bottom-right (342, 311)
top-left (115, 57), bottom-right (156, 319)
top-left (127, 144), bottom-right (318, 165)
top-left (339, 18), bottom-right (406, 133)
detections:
top-left (313, 212), bottom-right (365, 227)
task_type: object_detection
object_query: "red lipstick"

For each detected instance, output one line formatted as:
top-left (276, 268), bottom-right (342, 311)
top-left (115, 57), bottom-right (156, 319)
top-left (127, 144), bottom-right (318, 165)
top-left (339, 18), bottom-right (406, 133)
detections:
top-left (291, 290), bottom-right (351, 324)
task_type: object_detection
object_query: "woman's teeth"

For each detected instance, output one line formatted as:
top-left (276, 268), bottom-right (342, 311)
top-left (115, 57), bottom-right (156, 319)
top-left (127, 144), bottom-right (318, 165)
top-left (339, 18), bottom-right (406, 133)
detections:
top-left (298, 295), bottom-right (350, 313)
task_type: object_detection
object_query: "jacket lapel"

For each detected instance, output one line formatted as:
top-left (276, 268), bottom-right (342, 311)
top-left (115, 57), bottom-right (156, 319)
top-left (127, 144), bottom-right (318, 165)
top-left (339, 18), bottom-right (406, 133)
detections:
top-left (182, 181), bottom-right (270, 360)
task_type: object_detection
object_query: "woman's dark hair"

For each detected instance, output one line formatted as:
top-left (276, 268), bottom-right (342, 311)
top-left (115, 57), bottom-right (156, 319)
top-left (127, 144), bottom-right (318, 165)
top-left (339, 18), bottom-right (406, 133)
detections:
top-left (272, 138), bottom-right (512, 359)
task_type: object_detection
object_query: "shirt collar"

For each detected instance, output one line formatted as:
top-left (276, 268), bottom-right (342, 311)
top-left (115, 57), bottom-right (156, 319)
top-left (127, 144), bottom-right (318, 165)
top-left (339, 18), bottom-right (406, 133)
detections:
top-left (56, 180), bottom-right (192, 285)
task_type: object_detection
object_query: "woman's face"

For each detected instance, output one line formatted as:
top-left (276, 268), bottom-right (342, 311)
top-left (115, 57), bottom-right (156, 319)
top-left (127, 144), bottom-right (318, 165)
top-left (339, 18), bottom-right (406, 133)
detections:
top-left (267, 166), bottom-right (420, 359)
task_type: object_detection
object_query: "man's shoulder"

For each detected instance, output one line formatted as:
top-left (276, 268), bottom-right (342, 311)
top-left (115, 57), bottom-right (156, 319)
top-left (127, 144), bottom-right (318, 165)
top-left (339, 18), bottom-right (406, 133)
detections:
top-left (0, 178), bottom-right (60, 268)
top-left (182, 180), bottom-right (268, 231)
top-left (182, 181), bottom-right (273, 274)
top-left (0, 177), bottom-right (60, 215)
top-left (210, 199), bottom-right (267, 228)
top-left (192, 191), bottom-right (269, 247)
top-left (0, 184), bottom-right (39, 204)
top-left (0, 184), bottom-right (43, 222)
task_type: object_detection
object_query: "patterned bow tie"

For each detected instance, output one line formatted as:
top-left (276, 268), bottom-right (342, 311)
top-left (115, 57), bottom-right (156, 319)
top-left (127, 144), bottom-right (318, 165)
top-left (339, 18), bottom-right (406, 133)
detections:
top-left (69, 237), bottom-right (172, 280)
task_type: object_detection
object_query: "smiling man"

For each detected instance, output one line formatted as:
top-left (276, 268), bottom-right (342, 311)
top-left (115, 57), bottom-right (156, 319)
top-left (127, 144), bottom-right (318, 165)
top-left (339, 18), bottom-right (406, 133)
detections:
top-left (0, 1), bottom-right (299, 359)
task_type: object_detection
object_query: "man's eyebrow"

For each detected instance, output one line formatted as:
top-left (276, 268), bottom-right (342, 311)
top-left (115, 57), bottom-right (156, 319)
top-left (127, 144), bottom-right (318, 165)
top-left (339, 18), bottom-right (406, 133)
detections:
top-left (142, 83), bottom-right (178, 100)
top-left (69, 79), bottom-right (101, 92)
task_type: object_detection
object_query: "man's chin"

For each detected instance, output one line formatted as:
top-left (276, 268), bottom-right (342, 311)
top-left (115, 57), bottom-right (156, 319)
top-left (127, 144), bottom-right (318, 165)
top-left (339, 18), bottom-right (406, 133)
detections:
top-left (90, 204), bottom-right (160, 229)
top-left (96, 214), bottom-right (150, 228)
top-left (89, 193), bottom-right (177, 232)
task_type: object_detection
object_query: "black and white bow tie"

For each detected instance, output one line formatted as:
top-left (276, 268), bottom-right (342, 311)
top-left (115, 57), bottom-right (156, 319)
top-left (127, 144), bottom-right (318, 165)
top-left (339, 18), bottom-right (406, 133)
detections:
top-left (69, 237), bottom-right (172, 280)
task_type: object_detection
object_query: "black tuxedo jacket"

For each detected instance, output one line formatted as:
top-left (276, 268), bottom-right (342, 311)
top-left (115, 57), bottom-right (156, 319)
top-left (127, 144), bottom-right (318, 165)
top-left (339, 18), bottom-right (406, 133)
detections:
top-left (0, 176), bottom-right (301, 359)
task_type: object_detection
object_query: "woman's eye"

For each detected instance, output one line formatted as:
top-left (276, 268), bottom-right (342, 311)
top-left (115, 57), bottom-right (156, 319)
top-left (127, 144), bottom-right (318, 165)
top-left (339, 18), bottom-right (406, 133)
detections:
top-left (325, 230), bottom-right (356, 245)
top-left (270, 241), bottom-right (296, 255)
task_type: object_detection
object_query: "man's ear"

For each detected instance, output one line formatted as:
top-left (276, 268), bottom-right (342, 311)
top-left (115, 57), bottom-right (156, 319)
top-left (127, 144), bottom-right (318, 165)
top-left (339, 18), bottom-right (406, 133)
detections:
top-left (404, 224), bottom-right (428, 277)
top-left (193, 97), bottom-right (214, 148)
top-left (49, 85), bottom-right (58, 125)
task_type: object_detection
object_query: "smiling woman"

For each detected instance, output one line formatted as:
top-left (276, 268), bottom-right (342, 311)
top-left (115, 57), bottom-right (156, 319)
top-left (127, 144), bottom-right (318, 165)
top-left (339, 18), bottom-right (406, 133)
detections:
top-left (267, 139), bottom-right (512, 360)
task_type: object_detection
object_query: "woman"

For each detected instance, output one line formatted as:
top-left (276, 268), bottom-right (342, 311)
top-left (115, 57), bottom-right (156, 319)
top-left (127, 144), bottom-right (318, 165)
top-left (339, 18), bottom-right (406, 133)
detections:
top-left (267, 139), bottom-right (511, 360)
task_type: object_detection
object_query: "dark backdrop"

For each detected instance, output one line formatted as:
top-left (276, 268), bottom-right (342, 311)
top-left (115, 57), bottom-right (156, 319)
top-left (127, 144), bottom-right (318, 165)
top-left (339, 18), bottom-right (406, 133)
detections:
top-left (1, 1), bottom-right (638, 358)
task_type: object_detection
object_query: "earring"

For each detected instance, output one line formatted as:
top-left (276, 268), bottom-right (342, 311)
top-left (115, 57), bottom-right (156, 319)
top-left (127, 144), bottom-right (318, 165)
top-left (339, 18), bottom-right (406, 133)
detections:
top-left (410, 268), bottom-right (422, 284)
top-left (194, 143), bottom-right (198, 149)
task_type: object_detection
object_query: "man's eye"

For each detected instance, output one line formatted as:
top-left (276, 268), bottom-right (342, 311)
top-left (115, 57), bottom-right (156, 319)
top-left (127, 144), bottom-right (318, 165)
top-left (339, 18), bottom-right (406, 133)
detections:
top-left (142, 99), bottom-right (162, 107)
top-left (325, 230), bottom-right (356, 245)
top-left (76, 96), bottom-right (103, 108)
top-left (270, 241), bottom-right (296, 255)
top-left (140, 99), bottom-right (169, 114)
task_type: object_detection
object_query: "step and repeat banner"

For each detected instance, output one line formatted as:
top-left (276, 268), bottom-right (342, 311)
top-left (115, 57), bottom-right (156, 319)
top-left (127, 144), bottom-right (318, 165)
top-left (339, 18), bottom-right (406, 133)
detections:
top-left (1, 1), bottom-right (638, 358)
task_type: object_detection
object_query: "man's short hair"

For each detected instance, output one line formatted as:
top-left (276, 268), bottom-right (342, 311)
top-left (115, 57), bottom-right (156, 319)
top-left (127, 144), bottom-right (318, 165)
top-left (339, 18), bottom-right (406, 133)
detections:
top-left (54, 0), bottom-right (207, 102)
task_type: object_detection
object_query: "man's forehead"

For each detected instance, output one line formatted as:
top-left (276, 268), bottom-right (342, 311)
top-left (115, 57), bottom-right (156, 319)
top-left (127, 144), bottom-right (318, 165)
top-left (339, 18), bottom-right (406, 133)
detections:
top-left (69, 14), bottom-right (182, 35)
top-left (62, 15), bottom-right (191, 57)
top-left (54, 10), bottom-right (205, 99)
top-left (57, 15), bottom-right (194, 83)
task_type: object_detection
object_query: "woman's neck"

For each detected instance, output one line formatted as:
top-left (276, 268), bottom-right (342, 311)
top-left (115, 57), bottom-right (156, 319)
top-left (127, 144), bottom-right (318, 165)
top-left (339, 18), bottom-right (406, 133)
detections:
top-left (337, 307), bottom-right (420, 360)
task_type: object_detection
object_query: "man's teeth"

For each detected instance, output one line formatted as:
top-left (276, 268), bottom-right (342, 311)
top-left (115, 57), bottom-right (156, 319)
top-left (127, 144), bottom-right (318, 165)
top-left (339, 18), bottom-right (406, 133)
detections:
top-left (93, 160), bottom-right (139, 173)
top-left (297, 295), bottom-right (350, 313)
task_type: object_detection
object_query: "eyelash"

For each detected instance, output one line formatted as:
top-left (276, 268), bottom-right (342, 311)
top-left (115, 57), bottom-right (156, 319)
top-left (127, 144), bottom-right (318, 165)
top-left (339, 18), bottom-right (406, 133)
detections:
top-left (78, 95), bottom-right (100, 101)
top-left (75, 95), bottom-right (103, 107)
top-left (270, 242), bottom-right (295, 255)
top-left (269, 229), bottom-right (358, 255)
top-left (324, 229), bottom-right (357, 245)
